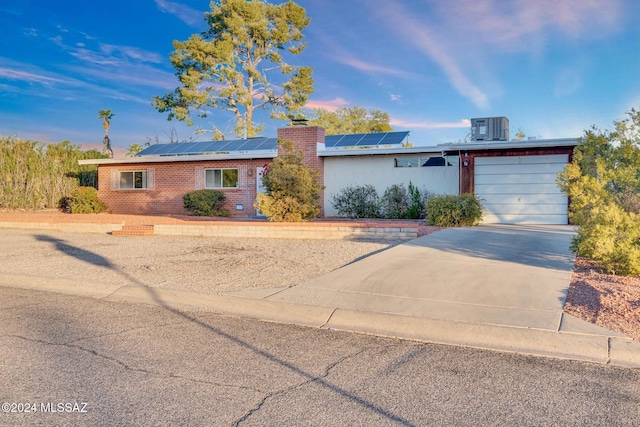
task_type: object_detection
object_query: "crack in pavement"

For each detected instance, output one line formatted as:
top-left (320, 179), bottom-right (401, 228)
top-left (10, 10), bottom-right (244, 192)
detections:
top-left (7, 334), bottom-right (266, 394)
top-left (63, 320), bottom-right (191, 345)
top-left (231, 345), bottom-right (374, 427)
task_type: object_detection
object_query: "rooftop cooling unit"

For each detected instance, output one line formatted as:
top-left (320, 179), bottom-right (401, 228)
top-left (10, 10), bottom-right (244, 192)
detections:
top-left (470, 117), bottom-right (509, 141)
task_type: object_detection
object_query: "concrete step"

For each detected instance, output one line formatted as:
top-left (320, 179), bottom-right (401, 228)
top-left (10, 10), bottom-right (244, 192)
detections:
top-left (112, 224), bottom-right (154, 236)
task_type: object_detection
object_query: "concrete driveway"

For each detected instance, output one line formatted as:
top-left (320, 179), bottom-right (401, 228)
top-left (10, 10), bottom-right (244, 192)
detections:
top-left (265, 225), bottom-right (577, 331)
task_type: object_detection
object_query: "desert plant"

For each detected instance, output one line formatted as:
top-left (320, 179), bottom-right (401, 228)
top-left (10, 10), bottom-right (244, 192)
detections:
top-left (331, 184), bottom-right (381, 218)
top-left (183, 190), bottom-right (228, 216)
top-left (425, 194), bottom-right (483, 227)
top-left (406, 181), bottom-right (434, 219)
top-left (557, 109), bottom-right (640, 275)
top-left (380, 184), bottom-right (409, 219)
top-left (69, 186), bottom-right (107, 214)
top-left (254, 140), bottom-right (323, 222)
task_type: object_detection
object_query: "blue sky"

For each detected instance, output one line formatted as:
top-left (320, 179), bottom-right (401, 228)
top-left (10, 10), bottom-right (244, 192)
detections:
top-left (1, 0), bottom-right (639, 154)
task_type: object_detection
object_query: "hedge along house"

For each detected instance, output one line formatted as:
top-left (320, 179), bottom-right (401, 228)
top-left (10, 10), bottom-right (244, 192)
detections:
top-left (79, 120), bottom-right (579, 224)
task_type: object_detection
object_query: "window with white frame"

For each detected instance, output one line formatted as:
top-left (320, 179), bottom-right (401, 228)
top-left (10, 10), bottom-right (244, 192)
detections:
top-left (120, 171), bottom-right (147, 189)
top-left (205, 168), bottom-right (238, 189)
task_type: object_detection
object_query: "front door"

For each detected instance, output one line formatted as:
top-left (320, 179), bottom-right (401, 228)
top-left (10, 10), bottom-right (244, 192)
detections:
top-left (255, 166), bottom-right (267, 217)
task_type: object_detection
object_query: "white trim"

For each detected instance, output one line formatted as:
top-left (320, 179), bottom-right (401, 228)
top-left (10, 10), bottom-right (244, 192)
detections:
top-left (110, 169), bottom-right (118, 190)
top-left (195, 166), bottom-right (205, 190)
top-left (319, 138), bottom-right (578, 157)
top-left (204, 168), bottom-right (239, 189)
top-left (147, 168), bottom-right (155, 190)
top-left (119, 170), bottom-right (148, 190)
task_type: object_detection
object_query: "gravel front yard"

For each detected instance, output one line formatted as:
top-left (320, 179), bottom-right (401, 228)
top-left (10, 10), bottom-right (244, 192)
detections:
top-left (565, 257), bottom-right (640, 341)
top-left (0, 229), bottom-right (405, 294)
top-left (2, 228), bottom-right (637, 341)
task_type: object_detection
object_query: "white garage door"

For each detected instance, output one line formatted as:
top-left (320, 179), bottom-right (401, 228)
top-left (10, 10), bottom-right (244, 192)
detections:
top-left (474, 154), bottom-right (569, 224)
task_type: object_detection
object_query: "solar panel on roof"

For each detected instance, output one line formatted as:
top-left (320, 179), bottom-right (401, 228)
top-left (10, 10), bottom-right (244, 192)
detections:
top-left (135, 131), bottom-right (410, 157)
top-left (321, 132), bottom-right (409, 148)
top-left (331, 135), bottom-right (359, 147)
top-left (136, 136), bottom-right (279, 157)
top-left (224, 140), bottom-right (247, 151)
top-left (171, 143), bottom-right (201, 154)
top-left (254, 138), bottom-right (278, 150)
top-left (324, 135), bottom-right (343, 147)
top-left (355, 133), bottom-right (386, 146)
top-left (136, 144), bottom-right (162, 156)
top-left (379, 132), bottom-right (409, 145)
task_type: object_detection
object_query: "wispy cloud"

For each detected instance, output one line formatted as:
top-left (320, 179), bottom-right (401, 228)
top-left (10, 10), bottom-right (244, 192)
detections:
top-left (390, 118), bottom-right (471, 130)
top-left (371, 2), bottom-right (489, 109)
top-left (100, 44), bottom-right (162, 63)
top-left (67, 64), bottom-right (178, 91)
top-left (368, 0), bottom-right (623, 109)
top-left (0, 67), bottom-right (74, 85)
top-left (0, 59), bottom-right (155, 105)
top-left (155, 0), bottom-right (203, 27)
top-left (390, 94), bottom-right (401, 102)
top-left (51, 35), bottom-right (162, 65)
top-left (333, 55), bottom-right (421, 80)
top-left (439, 0), bottom-right (622, 51)
top-left (304, 97), bottom-right (350, 112)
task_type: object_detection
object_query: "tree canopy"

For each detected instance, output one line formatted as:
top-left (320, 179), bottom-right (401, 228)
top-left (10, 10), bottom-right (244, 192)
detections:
top-left (254, 140), bottom-right (322, 221)
top-left (307, 106), bottom-right (393, 134)
top-left (153, 0), bottom-right (314, 138)
top-left (512, 128), bottom-right (526, 141)
top-left (126, 143), bottom-right (144, 157)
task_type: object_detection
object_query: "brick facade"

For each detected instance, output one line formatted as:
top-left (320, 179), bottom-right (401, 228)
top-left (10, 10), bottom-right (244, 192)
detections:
top-left (97, 125), bottom-right (328, 217)
top-left (98, 158), bottom-right (273, 216)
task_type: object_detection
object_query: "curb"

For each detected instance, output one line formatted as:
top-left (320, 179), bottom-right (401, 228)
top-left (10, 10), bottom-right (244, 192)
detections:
top-left (1, 274), bottom-right (639, 369)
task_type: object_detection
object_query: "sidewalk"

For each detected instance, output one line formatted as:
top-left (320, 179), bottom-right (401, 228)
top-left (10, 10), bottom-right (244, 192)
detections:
top-left (1, 214), bottom-right (638, 368)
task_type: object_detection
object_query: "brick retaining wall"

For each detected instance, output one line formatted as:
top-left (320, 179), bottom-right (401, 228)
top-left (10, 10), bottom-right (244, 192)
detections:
top-left (0, 212), bottom-right (420, 240)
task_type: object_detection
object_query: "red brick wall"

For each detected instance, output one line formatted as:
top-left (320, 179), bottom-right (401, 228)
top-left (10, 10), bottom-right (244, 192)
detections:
top-left (97, 159), bottom-right (273, 216)
top-left (96, 126), bottom-right (327, 217)
top-left (277, 126), bottom-right (326, 216)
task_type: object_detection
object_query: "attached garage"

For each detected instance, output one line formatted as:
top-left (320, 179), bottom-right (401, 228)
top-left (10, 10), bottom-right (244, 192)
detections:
top-left (474, 154), bottom-right (569, 224)
top-left (453, 139), bottom-right (578, 225)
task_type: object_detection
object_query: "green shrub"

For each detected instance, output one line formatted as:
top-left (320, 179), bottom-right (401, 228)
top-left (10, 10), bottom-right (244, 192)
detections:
top-left (69, 186), bottom-right (107, 214)
top-left (557, 109), bottom-right (640, 275)
top-left (0, 136), bottom-right (106, 210)
top-left (425, 194), bottom-right (483, 227)
top-left (254, 140), bottom-right (323, 222)
top-left (183, 190), bottom-right (228, 216)
top-left (570, 203), bottom-right (640, 275)
top-left (331, 184), bottom-right (381, 218)
top-left (380, 184), bottom-right (409, 219)
top-left (406, 181), bottom-right (434, 219)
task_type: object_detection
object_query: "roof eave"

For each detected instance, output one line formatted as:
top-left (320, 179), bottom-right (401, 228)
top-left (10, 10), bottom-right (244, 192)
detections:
top-left (78, 151), bottom-right (276, 165)
top-left (446, 138), bottom-right (579, 152)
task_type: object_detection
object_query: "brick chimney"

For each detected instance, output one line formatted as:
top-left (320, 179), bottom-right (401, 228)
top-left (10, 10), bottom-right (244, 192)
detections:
top-left (277, 125), bottom-right (325, 217)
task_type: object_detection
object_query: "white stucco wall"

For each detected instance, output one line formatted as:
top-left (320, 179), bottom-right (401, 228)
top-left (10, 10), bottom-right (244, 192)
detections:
top-left (324, 154), bottom-right (460, 217)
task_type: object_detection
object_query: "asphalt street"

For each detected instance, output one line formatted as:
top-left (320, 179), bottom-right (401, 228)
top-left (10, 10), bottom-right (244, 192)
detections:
top-left (1, 286), bottom-right (639, 426)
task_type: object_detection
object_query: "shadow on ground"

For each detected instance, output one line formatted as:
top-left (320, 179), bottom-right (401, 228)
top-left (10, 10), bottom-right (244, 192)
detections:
top-left (32, 233), bottom-right (415, 426)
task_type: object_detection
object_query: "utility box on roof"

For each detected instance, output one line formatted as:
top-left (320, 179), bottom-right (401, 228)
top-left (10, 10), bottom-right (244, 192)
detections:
top-left (470, 117), bottom-right (509, 141)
